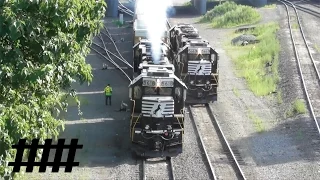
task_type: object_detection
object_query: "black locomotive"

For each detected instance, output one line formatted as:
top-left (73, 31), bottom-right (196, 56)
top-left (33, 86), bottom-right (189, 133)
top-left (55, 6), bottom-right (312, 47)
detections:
top-left (129, 39), bottom-right (187, 158)
top-left (169, 23), bottom-right (219, 104)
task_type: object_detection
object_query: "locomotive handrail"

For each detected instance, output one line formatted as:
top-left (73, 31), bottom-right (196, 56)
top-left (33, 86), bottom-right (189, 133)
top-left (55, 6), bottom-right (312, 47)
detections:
top-left (131, 113), bottom-right (142, 141)
top-left (129, 99), bottom-right (136, 136)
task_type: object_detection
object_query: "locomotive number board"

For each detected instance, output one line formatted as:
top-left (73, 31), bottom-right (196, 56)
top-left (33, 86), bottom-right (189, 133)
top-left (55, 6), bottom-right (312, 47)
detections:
top-left (188, 48), bottom-right (210, 54)
top-left (142, 78), bottom-right (174, 87)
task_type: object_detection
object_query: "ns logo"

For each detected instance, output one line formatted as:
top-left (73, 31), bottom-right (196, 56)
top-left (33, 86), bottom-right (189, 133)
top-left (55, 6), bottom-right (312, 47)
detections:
top-left (151, 103), bottom-right (163, 117)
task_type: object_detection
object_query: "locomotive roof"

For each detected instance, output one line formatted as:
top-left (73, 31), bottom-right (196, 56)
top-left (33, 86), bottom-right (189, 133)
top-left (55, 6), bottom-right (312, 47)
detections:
top-left (130, 40), bottom-right (186, 88)
top-left (174, 24), bottom-right (199, 38)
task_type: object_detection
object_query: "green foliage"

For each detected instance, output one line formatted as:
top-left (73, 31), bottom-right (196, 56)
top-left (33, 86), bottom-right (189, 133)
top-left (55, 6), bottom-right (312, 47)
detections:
top-left (183, 1), bottom-right (192, 6)
top-left (315, 44), bottom-right (320, 53)
top-left (199, 1), bottom-right (261, 28)
top-left (263, 3), bottom-right (276, 9)
top-left (286, 99), bottom-right (307, 118)
top-left (247, 109), bottom-right (265, 133)
top-left (225, 22), bottom-right (280, 96)
top-left (0, 0), bottom-right (106, 178)
top-left (200, 1), bottom-right (238, 23)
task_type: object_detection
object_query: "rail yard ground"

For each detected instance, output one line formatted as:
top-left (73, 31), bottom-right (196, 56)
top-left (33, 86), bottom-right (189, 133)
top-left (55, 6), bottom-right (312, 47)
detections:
top-left (19, 0), bottom-right (320, 180)
top-left (169, 1), bottom-right (319, 179)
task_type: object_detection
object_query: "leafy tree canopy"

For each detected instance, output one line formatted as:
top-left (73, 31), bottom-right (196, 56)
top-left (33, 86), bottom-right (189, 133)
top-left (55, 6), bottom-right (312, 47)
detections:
top-left (0, 0), bottom-right (106, 178)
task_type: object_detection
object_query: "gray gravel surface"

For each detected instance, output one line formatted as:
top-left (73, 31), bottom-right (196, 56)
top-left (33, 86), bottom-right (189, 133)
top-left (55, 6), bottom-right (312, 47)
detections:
top-left (20, 14), bottom-right (140, 180)
top-left (171, 110), bottom-right (211, 180)
top-left (170, 4), bottom-right (320, 179)
top-left (144, 158), bottom-right (172, 180)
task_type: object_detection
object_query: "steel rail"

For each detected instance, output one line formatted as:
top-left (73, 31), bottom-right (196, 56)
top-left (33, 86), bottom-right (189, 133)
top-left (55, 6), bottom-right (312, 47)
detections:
top-left (118, 6), bottom-right (134, 16)
top-left (167, 157), bottom-right (175, 180)
top-left (90, 45), bottom-right (132, 82)
top-left (118, 2), bottom-right (134, 16)
top-left (99, 31), bottom-right (133, 68)
top-left (295, 0), bottom-right (320, 9)
top-left (205, 104), bottom-right (246, 180)
top-left (92, 40), bottom-right (130, 67)
top-left (119, 2), bottom-right (134, 14)
top-left (142, 159), bottom-right (146, 180)
top-left (101, 27), bottom-right (133, 68)
top-left (278, 0), bottom-right (320, 135)
top-left (293, 1), bottom-right (320, 18)
top-left (119, 2), bottom-right (134, 13)
top-left (187, 106), bottom-right (217, 180)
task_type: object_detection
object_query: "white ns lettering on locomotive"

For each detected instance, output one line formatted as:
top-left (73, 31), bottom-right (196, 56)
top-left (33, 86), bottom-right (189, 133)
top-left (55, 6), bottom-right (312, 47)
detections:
top-left (188, 48), bottom-right (210, 54)
top-left (142, 78), bottom-right (174, 87)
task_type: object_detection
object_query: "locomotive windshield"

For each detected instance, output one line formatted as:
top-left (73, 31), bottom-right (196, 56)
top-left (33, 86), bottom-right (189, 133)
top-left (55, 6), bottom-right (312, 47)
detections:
top-left (144, 87), bottom-right (172, 96)
top-left (188, 54), bottom-right (210, 60)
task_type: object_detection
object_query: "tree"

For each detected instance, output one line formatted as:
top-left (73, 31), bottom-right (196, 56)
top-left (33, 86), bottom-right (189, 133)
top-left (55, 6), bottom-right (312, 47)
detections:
top-left (0, 0), bottom-right (106, 178)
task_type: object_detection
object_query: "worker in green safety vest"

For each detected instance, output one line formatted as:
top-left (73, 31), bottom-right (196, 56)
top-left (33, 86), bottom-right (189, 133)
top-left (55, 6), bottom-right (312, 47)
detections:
top-left (104, 84), bottom-right (112, 105)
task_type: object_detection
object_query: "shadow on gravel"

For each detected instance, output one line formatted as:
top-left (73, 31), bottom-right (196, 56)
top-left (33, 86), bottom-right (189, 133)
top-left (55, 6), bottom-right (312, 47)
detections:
top-left (49, 15), bottom-right (136, 168)
top-left (234, 117), bottom-right (320, 166)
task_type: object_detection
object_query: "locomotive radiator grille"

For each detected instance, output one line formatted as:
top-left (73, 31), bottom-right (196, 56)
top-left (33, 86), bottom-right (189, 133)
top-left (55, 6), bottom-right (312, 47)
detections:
top-left (141, 96), bottom-right (174, 118)
top-left (187, 61), bottom-right (211, 75)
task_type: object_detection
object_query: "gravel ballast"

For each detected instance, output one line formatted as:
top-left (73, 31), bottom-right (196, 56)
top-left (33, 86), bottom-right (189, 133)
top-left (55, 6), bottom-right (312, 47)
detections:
top-left (169, 4), bottom-right (320, 179)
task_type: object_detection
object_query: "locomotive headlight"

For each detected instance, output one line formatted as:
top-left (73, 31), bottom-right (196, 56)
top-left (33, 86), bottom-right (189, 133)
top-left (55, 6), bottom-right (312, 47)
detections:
top-left (145, 125), bottom-right (150, 130)
top-left (206, 81), bottom-right (210, 85)
top-left (156, 79), bottom-right (161, 87)
top-left (190, 80), bottom-right (194, 84)
top-left (197, 48), bottom-right (201, 55)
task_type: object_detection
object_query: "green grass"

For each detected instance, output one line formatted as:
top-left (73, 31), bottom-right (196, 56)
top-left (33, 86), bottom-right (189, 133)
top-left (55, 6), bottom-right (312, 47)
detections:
top-left (232, 87), bottom-right (240, 97)
top-left (263, 3), bottom-right (276, 9)
top-left (247, 109), bottom-right (265, 133)
top-left (286, 99), bottom-right (307, 118)
top-left (225, 22), bottom-right (280, 96)
top-left (292, 22), bottom-right (299, 29)
top-left (199, 1), bottom-right (261, 28)
top-left (314, 44), bottom-right (320, 53)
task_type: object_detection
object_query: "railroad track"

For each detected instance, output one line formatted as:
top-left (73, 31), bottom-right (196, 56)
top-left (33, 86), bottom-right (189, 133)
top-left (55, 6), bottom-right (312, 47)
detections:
top-left (188, 105), bottom-right (246, 180)
top-left (278, 0), bottom-right (320, 135)
top-left (117, 4), bottom-right (177, 180)
top-left (291, 0), bottom-right (320, 18)
top-left (90, 5), bottom-right (134, 82)
top-left (141, 157), bottom-right (175, 180)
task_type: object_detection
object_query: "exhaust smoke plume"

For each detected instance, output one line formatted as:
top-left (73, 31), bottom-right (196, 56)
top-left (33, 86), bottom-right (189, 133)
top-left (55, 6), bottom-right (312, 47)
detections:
top-left (137, 0), bottom-right (173, 64)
